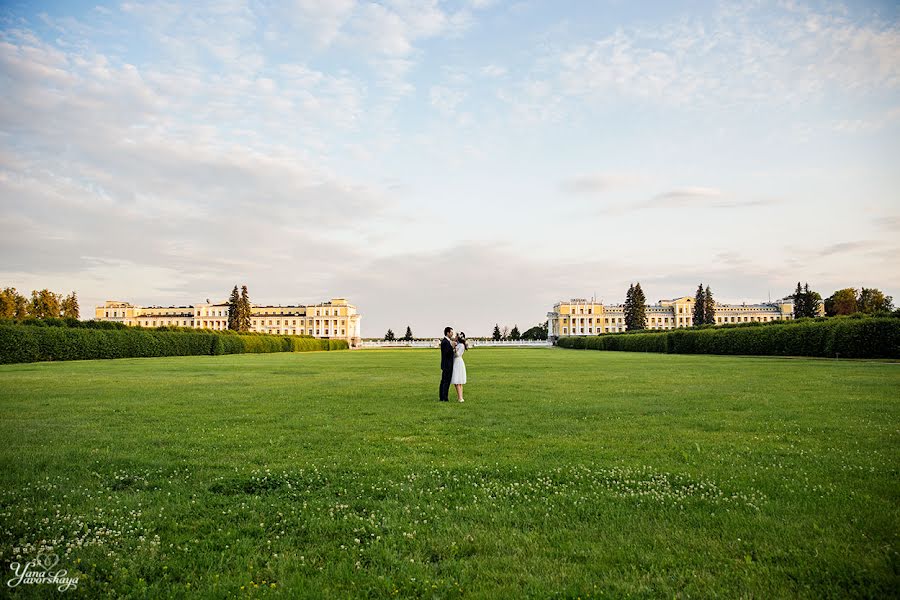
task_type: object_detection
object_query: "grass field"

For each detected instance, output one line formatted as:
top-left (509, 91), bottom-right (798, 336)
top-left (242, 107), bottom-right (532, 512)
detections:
top-left (0, 348), bottom-right (897, 598)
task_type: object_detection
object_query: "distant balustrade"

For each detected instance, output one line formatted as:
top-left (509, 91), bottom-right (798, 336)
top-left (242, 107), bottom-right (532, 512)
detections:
top-left (358, 339), bottom-right (551, 349)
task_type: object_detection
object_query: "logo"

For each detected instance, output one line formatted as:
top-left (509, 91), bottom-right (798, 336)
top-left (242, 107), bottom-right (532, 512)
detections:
top-left (7, 553), bottom-right (79, 591)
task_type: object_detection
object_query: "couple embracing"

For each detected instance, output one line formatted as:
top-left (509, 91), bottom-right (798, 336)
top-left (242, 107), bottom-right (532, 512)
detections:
top-left (439, 326), bottom-right (468, 402)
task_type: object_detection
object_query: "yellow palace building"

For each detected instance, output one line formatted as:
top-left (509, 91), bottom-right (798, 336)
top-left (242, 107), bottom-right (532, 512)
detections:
top-left (548, 295), bottom-right (800, 340)
top-left (96, 297), bottom-right (362, 346)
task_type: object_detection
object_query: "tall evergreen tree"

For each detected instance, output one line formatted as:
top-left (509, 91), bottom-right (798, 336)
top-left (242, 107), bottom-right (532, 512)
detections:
top-left (791, 282), bottom-right (821, 318)
top-left (403, 326), bottom-right (413, 341)
top-left (227, 285), bottom-right (241, 330)
top-left (803, 283), bottom-right (821, 318)
top-left (792, 282), bottom-right (806, 318)
top-left (384, 329), bottom-right (395, 341)
top-left (632, 283), bottom-right (647, 330)
top-left (623, 283), bottom-right (635, 330)
top-left (693, 284), bottom-right (706, 326)
top-left (703, 285), bottom-right (716, 325)
top-left (510, 325), bottom-right (521, 340)
top-left (239, 286), bottom-right (252, 332)
top-left (492, 324), bottom-right (502, 341)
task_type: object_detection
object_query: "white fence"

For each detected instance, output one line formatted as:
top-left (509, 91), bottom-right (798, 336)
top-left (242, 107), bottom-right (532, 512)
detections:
top-left (358, 339), bottom-right (551, 349)
top-left (358, 340), bottom-right (436, 348)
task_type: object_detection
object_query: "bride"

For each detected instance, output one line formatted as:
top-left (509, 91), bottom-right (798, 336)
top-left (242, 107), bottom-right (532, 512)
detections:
top-left (451, 332), bottom-right (468, 402)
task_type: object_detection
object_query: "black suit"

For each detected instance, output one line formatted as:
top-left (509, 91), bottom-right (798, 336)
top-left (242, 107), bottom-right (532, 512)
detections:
top-left (439, 337), bottom-right (455, 401)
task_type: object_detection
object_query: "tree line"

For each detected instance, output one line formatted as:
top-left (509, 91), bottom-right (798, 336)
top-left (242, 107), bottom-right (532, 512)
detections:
top-left (384, 326), bottom-right (415, 341)
top-left (381, 322), bottom-right (549, 341)
top-left (0, 287), bottom-right (79, 319)
top-left (491, 322), bottom-right (548, 341)
top-left (823, 287), bottom-right (893, 316)
top-left (611, 281), bottom-right (893, 332)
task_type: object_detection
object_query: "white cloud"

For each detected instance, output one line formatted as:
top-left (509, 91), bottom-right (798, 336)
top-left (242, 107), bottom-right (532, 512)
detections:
top-left (480, 64), bottom-right (507, 78)
top-left (0, 21), bottom-right (397, 317)
top-left (430, 85), bottom-right (467, 116)
top-left (562, 172), bottom-right (643, 194)
top-left (287, 0), bottom-right (357, 48)
top-left (546, 3), bottom-right (900, 110)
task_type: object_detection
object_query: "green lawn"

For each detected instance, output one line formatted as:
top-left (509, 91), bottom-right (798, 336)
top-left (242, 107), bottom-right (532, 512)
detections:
top-left (0, 348), bottom-right (897, 598)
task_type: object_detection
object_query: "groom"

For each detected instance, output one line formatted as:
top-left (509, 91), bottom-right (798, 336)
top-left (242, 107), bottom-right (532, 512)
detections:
top-left (439, 326), bottom-right (456, 402)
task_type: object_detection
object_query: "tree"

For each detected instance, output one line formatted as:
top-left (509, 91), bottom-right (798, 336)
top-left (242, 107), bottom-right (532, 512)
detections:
top-left (0, 288), bottom-right (14, 319)
top-left (492, 324), bottom-right (502, 341)
top-left (60, 291), bottom-right (80, 319)
top-left (0, 287), bottom-right (28, 319)
top-left (623, 284), bottom-right (635, 330)
top-left (632, 283), bottom-right (647, 330)
top-left (510, 325), bottom-right (521, 340)
top-left (824, 288), bottom-right (858, 316)
top-left (28, 289), bottom-right (61, 319)
top-left (693, 284), bottom-right (706, 326)
top-left (403, 326), bottom-right (413, 341)
top-left (791, 282), bottom-right (821, 318)
top-left (703, 285), bottom-right (715, 325)
top-left (792, 282), bottom-right (806, 318)
top-left (805, 284), bottom-right (822, 317)
top-left (521, 321), bottom-right (548, 340)
top-left (858, 287), bottom-right (894, 314)
top-left (239, 286), bottom-right (252, 332)
top-left (501, 326), bottom-right (510, 340)
top-left (384, 329), bottom-right (395, 341)
top-left (227, 285), bottom-right (241, 330)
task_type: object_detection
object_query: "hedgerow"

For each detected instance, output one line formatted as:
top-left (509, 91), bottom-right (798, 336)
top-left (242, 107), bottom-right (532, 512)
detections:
top-left (557, 317), bottom-right (899, 359)
top-left (0, 322), bottom-right (349, 364)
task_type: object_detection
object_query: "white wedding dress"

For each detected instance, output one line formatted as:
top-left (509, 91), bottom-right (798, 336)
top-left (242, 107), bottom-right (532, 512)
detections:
top-left (450, 343), bottom-right (467, 384)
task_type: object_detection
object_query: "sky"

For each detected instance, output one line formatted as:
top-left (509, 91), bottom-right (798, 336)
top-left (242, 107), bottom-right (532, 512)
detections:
top-left (1, 0), bottom-right (898, 337)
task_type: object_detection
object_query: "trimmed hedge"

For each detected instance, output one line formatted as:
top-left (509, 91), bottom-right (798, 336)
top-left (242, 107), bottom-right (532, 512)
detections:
top-left (0, 323), bottom-right (350, 364)
top-left (557, 317), bottom-right (900, 359)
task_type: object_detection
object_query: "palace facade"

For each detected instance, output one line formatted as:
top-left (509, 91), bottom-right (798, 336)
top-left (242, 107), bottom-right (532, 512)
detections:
top-left (548, 295), bottom-right (800, 339)
top-left (95, 297), bottom-right (361, 346)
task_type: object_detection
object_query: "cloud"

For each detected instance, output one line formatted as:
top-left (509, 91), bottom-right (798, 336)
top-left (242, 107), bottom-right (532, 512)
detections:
top-left (818, 241), bottom-right (880, 257)
top-left (654, 187), bottom-right (723, 202)
top-left (831, 106), bottom-right (900, 134)
top-left (343, 0), bottom-right (472, 57)
top-left (592, 186), bottom-right (779, 215)
top-left (561, 172), bottom-right (642, 195)
top-left (875, 215), bottom-right (900, 232)
top-left (0, 20), bottom-right (398, 315)
top-left (429, 85), bottom-right (467, 116)
top-left (286, 0), bottom-right (357, 48)
top-left (522, 2), bottom-right (900, 116)
top-left (480, 64), bottom-right (507, 78)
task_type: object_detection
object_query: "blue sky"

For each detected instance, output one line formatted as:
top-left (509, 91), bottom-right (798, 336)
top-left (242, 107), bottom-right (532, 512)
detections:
top-left (1, 0), bottom-right (898, 336)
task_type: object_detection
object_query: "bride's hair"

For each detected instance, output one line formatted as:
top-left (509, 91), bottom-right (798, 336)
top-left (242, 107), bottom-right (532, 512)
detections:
top-left (457, 332), bottom-right (468, 349)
